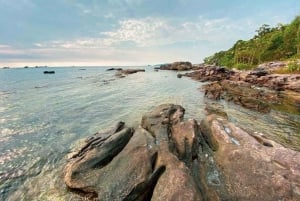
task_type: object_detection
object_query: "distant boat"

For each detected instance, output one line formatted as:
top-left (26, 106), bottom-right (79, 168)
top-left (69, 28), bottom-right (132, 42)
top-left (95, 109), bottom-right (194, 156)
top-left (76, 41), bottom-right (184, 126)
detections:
top-left (2, 67), bottom-right (10, 69)
top-left (43, 71), bottom-right (55, 74)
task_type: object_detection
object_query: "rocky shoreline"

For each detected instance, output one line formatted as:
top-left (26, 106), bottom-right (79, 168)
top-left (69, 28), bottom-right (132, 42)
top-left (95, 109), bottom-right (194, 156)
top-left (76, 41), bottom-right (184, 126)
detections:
top-left (156, 61), bottom-right (299, 114)
top-left (63, 104), bottom-right (300, 201)
top-left (181, 63), bottom-right (300, 114)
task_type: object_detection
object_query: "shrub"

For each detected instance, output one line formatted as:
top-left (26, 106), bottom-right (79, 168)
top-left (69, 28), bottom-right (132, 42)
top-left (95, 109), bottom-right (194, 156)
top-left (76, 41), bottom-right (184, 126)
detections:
top-left (288, 60), bottom-right (300, 72)
top-left (234, 63), bottom-right (253, 70)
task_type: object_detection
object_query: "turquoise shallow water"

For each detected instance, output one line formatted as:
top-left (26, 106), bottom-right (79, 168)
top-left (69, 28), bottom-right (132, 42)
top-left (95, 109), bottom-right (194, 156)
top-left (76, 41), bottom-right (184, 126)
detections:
top-left (0, 67), bottom-right (299, 200)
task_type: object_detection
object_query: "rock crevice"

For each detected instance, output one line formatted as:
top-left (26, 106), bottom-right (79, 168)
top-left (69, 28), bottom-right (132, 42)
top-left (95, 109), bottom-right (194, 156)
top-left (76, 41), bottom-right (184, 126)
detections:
top-left (64, 104), bottom-right (300, 201)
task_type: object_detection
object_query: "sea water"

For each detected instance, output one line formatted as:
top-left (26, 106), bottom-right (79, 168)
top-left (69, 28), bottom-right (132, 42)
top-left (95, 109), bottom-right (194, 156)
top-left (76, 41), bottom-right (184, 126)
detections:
top-left (0, 67), bottom-right (299, 200)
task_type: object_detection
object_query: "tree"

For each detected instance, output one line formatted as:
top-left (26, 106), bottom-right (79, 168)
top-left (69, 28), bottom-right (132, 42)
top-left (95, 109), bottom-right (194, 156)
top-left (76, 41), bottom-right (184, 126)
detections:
top-left (203, 16), bottom-right (300, 69)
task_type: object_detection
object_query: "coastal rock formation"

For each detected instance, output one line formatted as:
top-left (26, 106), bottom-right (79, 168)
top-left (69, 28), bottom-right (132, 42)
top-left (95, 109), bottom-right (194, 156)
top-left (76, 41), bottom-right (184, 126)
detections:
top-left (202, 80), bottom-right (278, 113)
top-left (106, 67), bottom-right (123, 71)
top-left (160, 61), bottom-right (193, 71)
top-left (199, 112), bottom-right (300, 201)
top-left (114, 69), bottom-right (145, 78)
top-left (184, 65), bottom-right (235, 81)
top-left (64, 104), bottom-right (203, 200)
top-left (63, 104), bottom-right (300, 201)
top-left (185, 65), bottom-right (300, 113)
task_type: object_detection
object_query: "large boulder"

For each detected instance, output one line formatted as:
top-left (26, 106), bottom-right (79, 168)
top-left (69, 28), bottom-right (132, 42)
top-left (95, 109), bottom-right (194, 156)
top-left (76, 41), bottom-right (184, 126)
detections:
top-left (64, 105), bottom-right (203, 200)
top-left (199, 113), bottom-right (300, 201)
top-left (63, 105), bottom-right (300, 201)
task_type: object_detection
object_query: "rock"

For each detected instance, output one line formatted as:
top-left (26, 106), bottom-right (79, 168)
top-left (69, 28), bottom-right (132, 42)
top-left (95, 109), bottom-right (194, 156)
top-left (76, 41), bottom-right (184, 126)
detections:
top-left (177, 73), bottom-right (182, 78)
top-left (114, 69), bottom-right (145, 78)
top-left (257, 61), bottom-right (287, 72)
top-left (115, 72), bottom-right (126, 78)
top-left (160, 61), bottom-right (193, 71)
top-left (64, 123), bottom-right (134, 195)
top-left (199, 114), bottom-right (300, 201)
top-left (141, 104), bottom-right (203, 201)
top-left (205, 102), bottom-right (228, 119)
top-left (203, 81), bottom-right (223, 100)
top-left (64, 105), bottom-right (203, 201)
top-left (184, 64), bottom-right (299, 113)
top-left (184, 66), bottom-right (235, 82)
top-left (106, 67), bottom-right (123, 71)
top-left (63, 105), bottom-right (300, 201)
top-left (202, 79), bottom-right (300, 113)
top-left (43, 71), bottom-right (55, 74)
top-left (249, 68), bottom-right (268, 77)
top-left (120, 69), bottom-right (145, 74)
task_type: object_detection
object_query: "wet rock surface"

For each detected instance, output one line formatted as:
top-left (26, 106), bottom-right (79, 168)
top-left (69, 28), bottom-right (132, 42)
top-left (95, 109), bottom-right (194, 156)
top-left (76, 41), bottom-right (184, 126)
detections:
top-left (64, 104), bottom-right (300, 201)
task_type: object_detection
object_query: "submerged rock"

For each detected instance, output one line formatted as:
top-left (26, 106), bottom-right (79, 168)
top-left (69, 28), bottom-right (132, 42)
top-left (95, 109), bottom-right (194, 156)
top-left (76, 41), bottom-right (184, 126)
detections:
top-left (114, 69), bottom-right (145, 78)
top-left (63, 104), bottom-right (300, 201)
top-left (106, 67), bottom-right (123, 71)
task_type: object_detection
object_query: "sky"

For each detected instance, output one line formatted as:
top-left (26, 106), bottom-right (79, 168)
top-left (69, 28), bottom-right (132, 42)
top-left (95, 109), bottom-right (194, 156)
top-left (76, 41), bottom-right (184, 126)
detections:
top-left (0, 0), bottom-right (299, 67)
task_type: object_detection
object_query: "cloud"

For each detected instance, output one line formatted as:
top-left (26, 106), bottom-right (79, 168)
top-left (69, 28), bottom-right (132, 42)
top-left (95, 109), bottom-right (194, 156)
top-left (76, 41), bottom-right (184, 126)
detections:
top-left (0, 44), bottom-right (26, 55)
top-left (0, 16), bottom-right (268, 66)
top-left (99, 16), bottom-right (252, 48)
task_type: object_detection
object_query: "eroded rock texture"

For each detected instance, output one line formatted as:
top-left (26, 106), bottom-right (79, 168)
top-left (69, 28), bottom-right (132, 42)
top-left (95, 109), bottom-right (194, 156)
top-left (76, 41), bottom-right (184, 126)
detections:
top-left (64, 104), bottom-right (300, 201)
top-left (184, 65), bottom-right (300, 113)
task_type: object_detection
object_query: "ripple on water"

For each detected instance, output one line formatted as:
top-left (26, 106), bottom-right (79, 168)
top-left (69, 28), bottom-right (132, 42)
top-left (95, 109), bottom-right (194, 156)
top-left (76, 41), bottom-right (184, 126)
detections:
top-left (0, 148), bottom-right (27, 166)
top-left (1, 67), bottom-right (299, 200)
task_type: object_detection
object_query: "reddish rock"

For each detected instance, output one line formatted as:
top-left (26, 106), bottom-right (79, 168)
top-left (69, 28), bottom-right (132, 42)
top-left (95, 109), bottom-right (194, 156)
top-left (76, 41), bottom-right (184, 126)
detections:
top-left (63, 105), bottom-right (300, 201)
top-left (200, 114), bottom-right (300, 201)
top-left (185, 65), bottom-right (300, 113)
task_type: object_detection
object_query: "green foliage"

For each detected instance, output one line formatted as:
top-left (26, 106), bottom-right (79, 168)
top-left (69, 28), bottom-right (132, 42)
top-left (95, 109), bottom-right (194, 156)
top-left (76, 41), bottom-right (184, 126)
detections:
top-left (288, 60), bottom-right (300, 72)
top-left (234, 63), bottom-right (252, 70)
top-left (204, 16), bottom-right (300, 69)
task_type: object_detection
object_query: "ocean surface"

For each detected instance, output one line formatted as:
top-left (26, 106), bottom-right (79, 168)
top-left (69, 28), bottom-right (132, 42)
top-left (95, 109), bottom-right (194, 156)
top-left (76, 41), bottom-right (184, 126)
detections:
top-left (0, 66), bottom-right (299, 200)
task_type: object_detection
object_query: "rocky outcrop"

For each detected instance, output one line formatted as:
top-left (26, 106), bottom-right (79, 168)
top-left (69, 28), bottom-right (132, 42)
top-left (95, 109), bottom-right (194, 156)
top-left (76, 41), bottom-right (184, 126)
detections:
top-left (257, 61), bottom-right (287, 72)
top-left (121, 69), bottom-right (145, 74)
top-left (106, 67), bottom-right (123, 71)
top-left (202, 80), bottom-right (279, 113)
top-left (115, 69), bottom-right (145, 78)
top-left (185, 65), bottom-right (300, 113)
top-left (43, 71), bottom-right (55, 74)
top-left (64, 104), bottom-right (203, 201)
top-left (160, 61), bottom-right (193, 71)
top-left (63, 104), bottom-right (300, 201)
top-left (185, 65), bottom-right (235, 81)
top-left (199, 111), bottom-right (300, 201)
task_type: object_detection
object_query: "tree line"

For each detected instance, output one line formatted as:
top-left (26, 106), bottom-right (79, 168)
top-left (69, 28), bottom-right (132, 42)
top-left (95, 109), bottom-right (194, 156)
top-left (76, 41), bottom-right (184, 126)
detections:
top-left (204, 16), bottom-right (300, 70)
